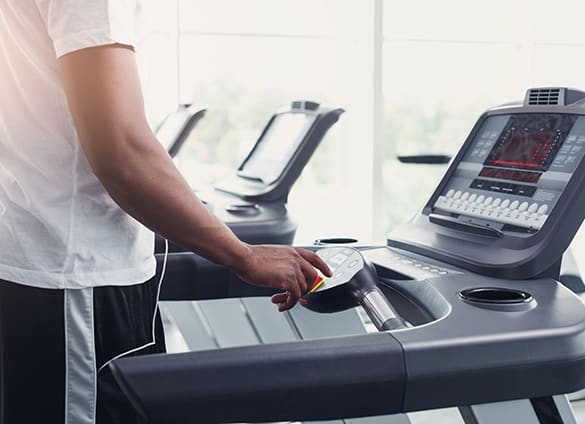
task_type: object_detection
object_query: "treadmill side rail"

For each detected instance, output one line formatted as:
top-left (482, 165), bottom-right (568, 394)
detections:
top-left (110, 332), bottom-right (405, 423)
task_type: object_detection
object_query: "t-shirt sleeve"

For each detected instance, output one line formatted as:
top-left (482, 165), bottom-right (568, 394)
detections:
top-left (35, 0), bottom-right (138, 58)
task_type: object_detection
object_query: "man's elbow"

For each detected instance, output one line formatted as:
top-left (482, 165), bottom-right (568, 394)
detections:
top-left (83, 133), bottom-right (150, 185)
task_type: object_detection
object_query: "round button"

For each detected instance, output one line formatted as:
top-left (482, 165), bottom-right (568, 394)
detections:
top-left (454, 190), bottom-right (462, 199)
top-left (446, 189), bottom-right (455, 198)
top-left (537, 204), bottom-right (549, 215)
top-left (461, 192), bottom-right (470, 201)
top-left (501, 199), bottom-right (510, 209)
top-left (468, 193), bottom-right (477, 203)
top-left (476, 195), bottom-right (485, 204)
top-left (519, 201), bottom-right (529, 212)
top-left (510, 200), bottom-right (520, 210)
top-left (528, 203), bottom-right (539, 213)
top-left (491, 198), bottom-right (501, 208)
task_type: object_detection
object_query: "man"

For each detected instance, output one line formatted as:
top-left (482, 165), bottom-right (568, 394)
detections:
top-left (0, 1), bottom-right (332, 423)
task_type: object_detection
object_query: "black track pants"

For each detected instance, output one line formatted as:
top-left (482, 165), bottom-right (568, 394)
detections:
top-left (0, 277), bottom-right (166, 424)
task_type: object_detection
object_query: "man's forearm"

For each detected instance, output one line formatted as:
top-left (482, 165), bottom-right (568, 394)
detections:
top-left (96, 133), bottom-right (252, 271)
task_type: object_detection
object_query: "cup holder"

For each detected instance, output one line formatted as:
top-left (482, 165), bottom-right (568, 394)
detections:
top-left (458, 287), bottom-right (534, 310)
top-left (314, 237), bottom-right (358, 246)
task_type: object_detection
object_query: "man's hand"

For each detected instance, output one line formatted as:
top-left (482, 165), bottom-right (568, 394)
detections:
top-left (235, 245), bottom-right (333, 312)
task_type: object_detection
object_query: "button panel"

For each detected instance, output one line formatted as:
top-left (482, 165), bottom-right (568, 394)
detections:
top-left (470, 179), bottom-right (537, 197)
top-left (435, 190), bottom-right (550, 230)
top-left (363, 248), bottom-right (461, 280)
top-left (315, 248), bottom-right (364, 291)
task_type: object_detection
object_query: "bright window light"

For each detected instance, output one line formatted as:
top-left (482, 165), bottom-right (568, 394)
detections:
top-left (138, 0), bottom-right (585, 258)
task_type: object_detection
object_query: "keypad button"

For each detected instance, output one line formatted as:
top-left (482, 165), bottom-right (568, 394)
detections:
top-left (446, 189), bottom-right (455, 198)
top-left (501, 199), bottom-right (510, 209)
top-left (347, 259), bottom-right (359, 269)
top-left (519, 201), bottom-right (529, 212)
top-left (491, 198), bottom-right (501, 208)
top-left (510, 200), bottom-right (520, 210)
top-left (476, 195), bottom-right (485, 204)
top-left (461, 192), bottom-right (470, 201)
top-left (528, 203), bottom-right (539, 213)
top-left (454, 190), bottom-right (462, 199)
top-left (330, 253), bottom-right (347, 265)
top-left (468, 193), bottom-right (477, 202)
top-left (537, 204), bottom-right (549, 215)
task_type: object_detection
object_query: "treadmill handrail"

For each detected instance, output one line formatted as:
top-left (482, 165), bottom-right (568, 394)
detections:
top-left (110, 332), bottom-right (406, 423)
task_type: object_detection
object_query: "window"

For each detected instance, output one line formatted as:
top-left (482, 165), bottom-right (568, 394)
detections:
top-left (171, 0), bottom-right (382, 243)
top-left (139, 0), bottom-right (585, 254)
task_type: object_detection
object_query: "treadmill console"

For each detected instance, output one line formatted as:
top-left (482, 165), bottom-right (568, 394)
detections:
top-left (238, 112), bottom-right (317, 185)
top-left (433, 113), bottom-right (585, 232)
top-left (215, 101), bottom-right (344, 202)
top-left (389, 87), bottom-right (585, 278)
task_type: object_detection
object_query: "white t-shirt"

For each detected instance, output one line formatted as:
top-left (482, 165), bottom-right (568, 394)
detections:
top-left (0, 0), bottom-right (156, 289)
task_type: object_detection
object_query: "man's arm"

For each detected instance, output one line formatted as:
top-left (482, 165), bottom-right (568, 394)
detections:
top-left (58, 44), bottom-right (331, 310)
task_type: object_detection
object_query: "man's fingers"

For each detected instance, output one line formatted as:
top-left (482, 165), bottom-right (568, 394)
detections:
top-left (271, 291), bottom-right (295, 312)
top-left (296, 267), bottom-right (310, 294)
top-left (296, 248), bottom-right (333, 277)
top-left (271, 292), bottom-right (288, 304)
top-left (288, 280), bottom-right (302, 301)
top-left (299, 260), bottom-right (318, 292)
top-left (275, 291), bottom-right (295, 312)
top-left (283, 294), bottom-right (297, 311)
top-left (280, 281), bottom-right (301, 311)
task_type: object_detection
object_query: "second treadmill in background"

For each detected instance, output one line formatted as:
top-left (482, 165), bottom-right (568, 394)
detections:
top-left (155, 104), bottom-right (207, 158)
top-left (155, 101), bottom-right (345, 252)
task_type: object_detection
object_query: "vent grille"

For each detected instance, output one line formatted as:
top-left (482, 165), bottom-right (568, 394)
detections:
top-left (527, 88), bottom-right (562, 105)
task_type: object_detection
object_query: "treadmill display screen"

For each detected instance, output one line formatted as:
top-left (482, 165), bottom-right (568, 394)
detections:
top-left (479, 167), bottom-right (542, 183)
top-left (485, 114), bottom-right (577, 171)
top-left (239, 113), bottom-right (315, 185)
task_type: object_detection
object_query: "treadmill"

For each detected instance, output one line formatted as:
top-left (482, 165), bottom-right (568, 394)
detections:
top-left (112, 87), bottom-right (585, 423)
top-left (155, 100), bottom-right (345, 252)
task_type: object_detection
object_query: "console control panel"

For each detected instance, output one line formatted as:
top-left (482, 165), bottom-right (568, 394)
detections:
top-left (362, 248), bottom-right (462, 280)
top-left (432, 113), bottom-right (585, 232)
top-left (314, 248), bottom-right (364, 290)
